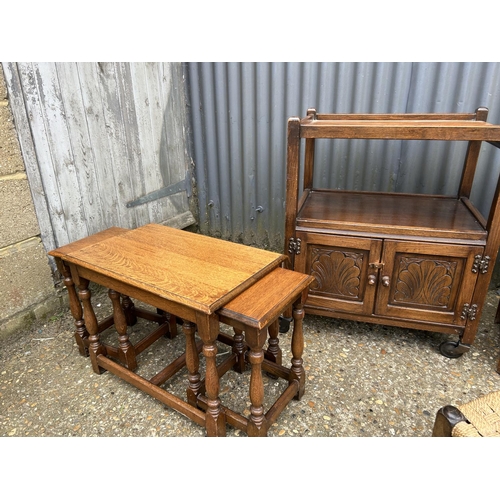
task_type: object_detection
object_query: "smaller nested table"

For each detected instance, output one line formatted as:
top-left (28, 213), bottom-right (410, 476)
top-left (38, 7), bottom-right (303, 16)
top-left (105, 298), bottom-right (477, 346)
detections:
top-left (50, 224), bottom-right (307, 436)
top-left (217, 267), bottom-right (314, 436)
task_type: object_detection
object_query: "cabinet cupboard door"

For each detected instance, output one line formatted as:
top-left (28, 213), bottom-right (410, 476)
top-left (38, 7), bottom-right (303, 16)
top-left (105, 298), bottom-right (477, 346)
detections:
top-left (375, 240), bottom-right (481, 325)
top-left (294, 232), bottom-right (382, 315)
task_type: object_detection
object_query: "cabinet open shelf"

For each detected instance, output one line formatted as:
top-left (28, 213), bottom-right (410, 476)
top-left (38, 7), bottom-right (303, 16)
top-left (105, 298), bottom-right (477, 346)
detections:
top-left (297, 190), bottom-right (487, 243)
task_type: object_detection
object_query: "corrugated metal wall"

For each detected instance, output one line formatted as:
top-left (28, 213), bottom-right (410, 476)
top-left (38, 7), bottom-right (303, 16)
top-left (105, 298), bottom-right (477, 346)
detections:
top-left (187, 62), bottom-right (500, 252)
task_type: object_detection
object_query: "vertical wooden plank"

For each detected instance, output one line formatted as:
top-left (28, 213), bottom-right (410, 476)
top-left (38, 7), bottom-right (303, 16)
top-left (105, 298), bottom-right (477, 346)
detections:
top-left (95, 62), bottom-right (136, 229)
top-left (284, 117), bottom-right (301, 268)
top-left (144, 62), bottom-right (172, 223)
top-left (129, 63), bottom-right (164, 223)
top-left (459, 107), bottom-right (489, 198)
top-left (156, 62), bottom-right (192, 226)
top-left (16, 62), bottom-right (70, 246)
top-left (159, 62), bottom-right (189, 186)
top-left (77, 63), bottom-right (121, 228)
top-left (157, 62), bottom-right (175, 188)
top-left (33, 62), bottom-right (88, 243)
top-left (55, 62), bottom-right (105, 235)
top-left (303, 138), bottom-right (315, 189)
top-left (1, 63), bottom-right (57, 259)
top-left (114, 62), bottom-right (149, 227)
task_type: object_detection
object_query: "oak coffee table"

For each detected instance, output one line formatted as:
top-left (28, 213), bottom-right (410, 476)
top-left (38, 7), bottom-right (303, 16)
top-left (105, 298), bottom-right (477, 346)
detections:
top-left (50, 223), bottom-right (287, 436)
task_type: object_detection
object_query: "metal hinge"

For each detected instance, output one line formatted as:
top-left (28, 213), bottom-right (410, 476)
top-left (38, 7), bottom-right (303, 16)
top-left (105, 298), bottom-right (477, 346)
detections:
top-left (472, 255), bottom-right (490, 274)
top-left (288, 237), bottom-right (301, 255)
top-left (460, 303), bottom-right (478, 321)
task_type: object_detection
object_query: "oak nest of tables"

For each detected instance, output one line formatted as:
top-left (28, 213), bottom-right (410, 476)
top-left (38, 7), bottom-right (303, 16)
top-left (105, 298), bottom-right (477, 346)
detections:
top-left (49, 223), bottom-right (313, 436)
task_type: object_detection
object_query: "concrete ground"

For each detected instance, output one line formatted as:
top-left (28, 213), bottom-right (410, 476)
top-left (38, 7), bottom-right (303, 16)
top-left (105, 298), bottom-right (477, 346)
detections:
top-left (3, 284), bottom-right (499, 498)
top-left (1, 285), bottom-right (500, 439)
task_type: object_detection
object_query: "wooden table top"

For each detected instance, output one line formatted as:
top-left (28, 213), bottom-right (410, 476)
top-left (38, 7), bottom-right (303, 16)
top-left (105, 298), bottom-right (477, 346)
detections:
top-left (49, 224), bottom-right (286, 315)
top-left (219, 267), bottom-right (314, 330)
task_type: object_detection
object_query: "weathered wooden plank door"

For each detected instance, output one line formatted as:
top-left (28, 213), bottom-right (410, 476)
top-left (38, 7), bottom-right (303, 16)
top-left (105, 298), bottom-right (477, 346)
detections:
top-left (3, 62), bottom-right (195, 256)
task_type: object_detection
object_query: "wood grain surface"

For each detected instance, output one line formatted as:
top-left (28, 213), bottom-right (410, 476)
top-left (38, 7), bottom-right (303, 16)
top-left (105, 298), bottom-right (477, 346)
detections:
top-left (219, 267), bottom-right (314, 329)
top-left (49, 227), bottom-right (129, 259)
top-left (50, 224), bottom-right (285, 314)
top-left (297, 190), bottom-right (487, 240)
top-left (300, 119), bottom-right (500, 141)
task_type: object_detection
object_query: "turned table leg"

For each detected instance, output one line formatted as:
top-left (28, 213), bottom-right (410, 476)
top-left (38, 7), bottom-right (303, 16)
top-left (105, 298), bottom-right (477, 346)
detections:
top-left (232, 327), bottom-right (247, 373)
top-left (246, 327), bottom-right (268, 437)
top-left (109, 289), bottom-right (137, 370)
top-left (158, 310), bottom-right (178, 339)
top-left (56, 259), bottom-right (88, 356)
top-left (266, 319), bottom-right (282, 365)
top-left (203, 342), bottom-right (225, 436)
top-left (75, 275), bottom-right (106, 374)
top-left (290, 297), bottom-right (305, 400)
top-left (197, 312), bottom-right (226, 436)
top-left (121, 295), bottom-right (137, 326)
top-left (183, 320), bottom-right (202, 406)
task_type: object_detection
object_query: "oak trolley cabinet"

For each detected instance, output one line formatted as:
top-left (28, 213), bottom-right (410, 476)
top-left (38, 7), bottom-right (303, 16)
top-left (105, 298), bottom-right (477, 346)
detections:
top-left (284, 108), bottom-right (500, 358)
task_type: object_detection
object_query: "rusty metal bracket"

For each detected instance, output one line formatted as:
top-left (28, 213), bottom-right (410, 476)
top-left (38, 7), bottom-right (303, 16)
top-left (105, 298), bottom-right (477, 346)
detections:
top-left (126, 178), bottom-right (187, 208)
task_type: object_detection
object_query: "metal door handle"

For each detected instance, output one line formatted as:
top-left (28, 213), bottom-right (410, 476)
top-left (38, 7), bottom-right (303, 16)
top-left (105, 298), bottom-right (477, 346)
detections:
top-left (382, 276), bottom-right (390, 287)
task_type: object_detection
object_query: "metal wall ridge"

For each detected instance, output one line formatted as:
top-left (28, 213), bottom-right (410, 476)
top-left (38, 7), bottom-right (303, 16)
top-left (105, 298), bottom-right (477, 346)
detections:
top-left (187, 62), bottom-right (500, 251)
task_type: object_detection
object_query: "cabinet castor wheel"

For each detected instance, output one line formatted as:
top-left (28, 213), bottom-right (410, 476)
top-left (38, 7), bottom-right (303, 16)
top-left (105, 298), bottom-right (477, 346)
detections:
top-left (439, 340), bottom-right (470, 359)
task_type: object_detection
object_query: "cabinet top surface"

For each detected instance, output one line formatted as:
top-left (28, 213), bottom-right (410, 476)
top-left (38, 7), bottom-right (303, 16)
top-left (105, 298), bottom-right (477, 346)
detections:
top-left (49, 224), bottom-right (285, 314)
top-left (297, 191), bottom-right (487, 241)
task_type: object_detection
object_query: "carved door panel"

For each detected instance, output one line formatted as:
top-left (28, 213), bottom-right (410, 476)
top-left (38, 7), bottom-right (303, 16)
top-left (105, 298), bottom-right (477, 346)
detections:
top-left (294, 231), bottom-right (382, 315)
top-left (374, 240), bottom-right (482, 325)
